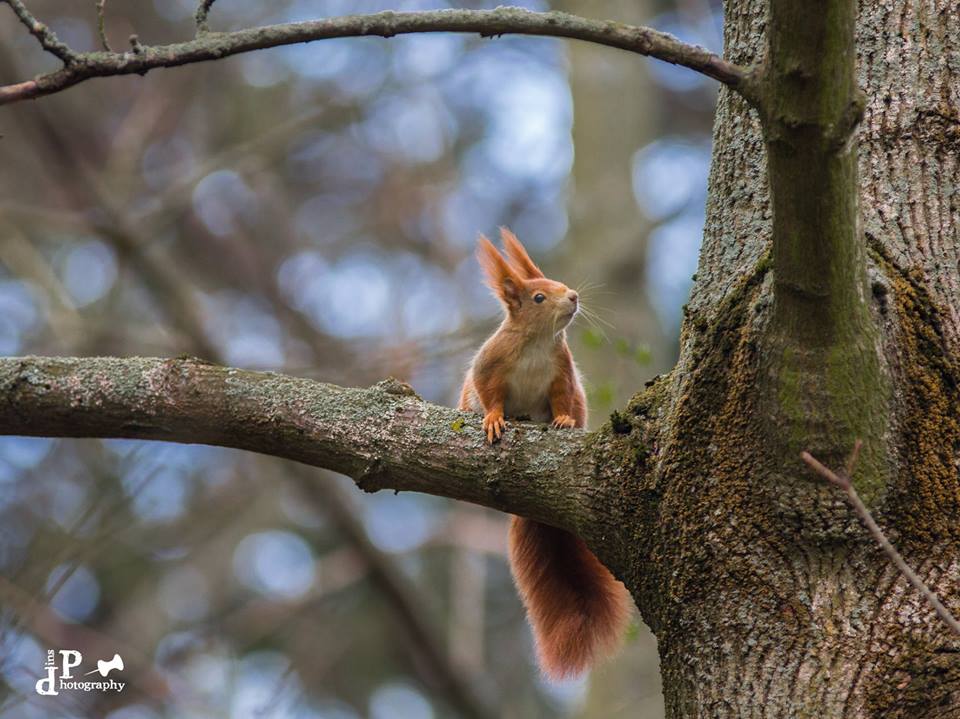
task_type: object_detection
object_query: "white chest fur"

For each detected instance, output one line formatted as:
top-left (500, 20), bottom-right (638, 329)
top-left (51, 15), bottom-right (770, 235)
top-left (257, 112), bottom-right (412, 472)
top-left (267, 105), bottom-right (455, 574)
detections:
top-left (503, 340), bottom-right (555, 422)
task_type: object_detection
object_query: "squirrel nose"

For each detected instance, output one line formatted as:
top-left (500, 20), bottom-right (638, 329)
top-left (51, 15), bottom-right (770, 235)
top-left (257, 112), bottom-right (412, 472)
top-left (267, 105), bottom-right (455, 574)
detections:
top-left (567, 291), bottom-right (578, 304)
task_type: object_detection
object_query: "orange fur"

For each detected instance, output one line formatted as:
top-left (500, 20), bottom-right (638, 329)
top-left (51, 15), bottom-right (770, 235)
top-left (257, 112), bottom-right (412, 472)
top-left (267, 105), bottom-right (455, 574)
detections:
top-left (459, 230), bottom-right (631, 680)
top-left (548, 342), bottom-right (586, 428)
top-left (476, 234), bottom-right (523, 314)
top-left (500, 227), bottom-right (545, 280)
top-left (508, 518), bottom-right (631, 679)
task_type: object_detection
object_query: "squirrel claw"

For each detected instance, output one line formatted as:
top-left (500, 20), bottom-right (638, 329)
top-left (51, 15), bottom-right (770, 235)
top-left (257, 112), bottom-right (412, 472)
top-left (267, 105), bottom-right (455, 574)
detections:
top-left (483, 411), bottom-right (506, 444)
top-left (552, 414), bottom-right (576, 429)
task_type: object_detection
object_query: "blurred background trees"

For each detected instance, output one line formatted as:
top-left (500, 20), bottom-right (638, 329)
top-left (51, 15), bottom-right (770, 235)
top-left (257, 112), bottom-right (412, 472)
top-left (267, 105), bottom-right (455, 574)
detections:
top-left (0, 1), bottom-right (719, 716)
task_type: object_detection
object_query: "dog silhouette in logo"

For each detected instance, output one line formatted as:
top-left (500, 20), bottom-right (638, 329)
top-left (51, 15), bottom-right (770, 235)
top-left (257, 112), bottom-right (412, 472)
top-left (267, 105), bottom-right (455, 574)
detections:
top-left (84, 653), bottom-right (123, 677)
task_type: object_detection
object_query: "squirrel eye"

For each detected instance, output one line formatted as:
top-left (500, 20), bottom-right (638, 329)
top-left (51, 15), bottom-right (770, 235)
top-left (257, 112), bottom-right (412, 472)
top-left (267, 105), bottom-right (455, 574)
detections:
top-left (534, 293), bottom-right (546, 304)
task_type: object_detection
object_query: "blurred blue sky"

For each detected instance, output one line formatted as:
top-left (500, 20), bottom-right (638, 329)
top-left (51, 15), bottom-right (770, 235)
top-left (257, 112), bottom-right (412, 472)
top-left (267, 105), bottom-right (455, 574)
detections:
top-left (0, 1), bottom-right (722, 715)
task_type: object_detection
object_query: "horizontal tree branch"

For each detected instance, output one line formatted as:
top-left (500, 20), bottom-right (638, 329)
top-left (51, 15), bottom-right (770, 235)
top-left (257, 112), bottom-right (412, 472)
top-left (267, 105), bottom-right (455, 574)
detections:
top-left (0, 6), bottom-right (758, 107)
top-left (0, 355), bottom-right (622, 558)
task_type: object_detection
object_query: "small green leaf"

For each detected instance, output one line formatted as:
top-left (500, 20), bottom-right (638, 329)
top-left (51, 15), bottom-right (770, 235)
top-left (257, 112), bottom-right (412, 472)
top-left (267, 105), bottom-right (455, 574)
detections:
top-left (451, 417), bottom-right (465, 433)
top-left (581, 327), bottom-right (604, 349)
top-left (634, 343), bottom-right (652, 366)
top-left (591, 382), bottom-right (614, 408)
top-left (614, 338), bottom-right (631, 356)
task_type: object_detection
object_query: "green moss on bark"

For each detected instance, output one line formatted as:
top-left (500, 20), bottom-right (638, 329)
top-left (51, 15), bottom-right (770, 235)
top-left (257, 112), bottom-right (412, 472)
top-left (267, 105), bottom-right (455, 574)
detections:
top-left (634, 259), bottom-right (776, 627)
top-left (865, 634), bottom-right (960, 718)
top-left (871, 244), bottom-right (960, 546)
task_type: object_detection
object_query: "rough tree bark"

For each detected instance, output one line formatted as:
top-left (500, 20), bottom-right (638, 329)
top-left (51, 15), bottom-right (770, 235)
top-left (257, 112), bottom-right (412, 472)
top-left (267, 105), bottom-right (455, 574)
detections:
top-left (1, 2), bottom-right (959, 718)
top-left (657, 0), bottom-right (960, 715)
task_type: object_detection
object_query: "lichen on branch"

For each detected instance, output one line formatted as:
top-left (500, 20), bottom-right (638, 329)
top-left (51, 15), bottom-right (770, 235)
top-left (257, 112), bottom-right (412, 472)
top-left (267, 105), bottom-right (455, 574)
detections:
top-left (0, 355), bottom-right (639, 572)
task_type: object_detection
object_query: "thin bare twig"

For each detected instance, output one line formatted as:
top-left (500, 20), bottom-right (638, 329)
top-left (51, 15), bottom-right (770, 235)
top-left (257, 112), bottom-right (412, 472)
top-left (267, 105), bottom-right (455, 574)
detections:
top-left (0, 6), bottom-right (759, 107)
top-left (195, 0), bottom-right (217, 34)
top-left (95, 0), bottom-right (112, 52)
top-left (801, 445), bottom-right (960, 637)
top-left (843, 438), bottom-right (862, 479)
top-left (1, 0), bottom-right (77, 63)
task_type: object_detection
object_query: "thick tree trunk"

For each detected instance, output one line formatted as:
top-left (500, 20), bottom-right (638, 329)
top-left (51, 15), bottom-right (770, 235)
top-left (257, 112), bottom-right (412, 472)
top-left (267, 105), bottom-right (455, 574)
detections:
top-left (644, 0), bottom-right (960, 716)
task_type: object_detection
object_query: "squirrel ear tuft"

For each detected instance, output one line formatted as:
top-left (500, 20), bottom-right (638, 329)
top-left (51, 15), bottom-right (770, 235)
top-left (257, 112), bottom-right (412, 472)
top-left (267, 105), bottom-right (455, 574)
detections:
top-left (477, 234), bottom-right (522, 310)
top-left (500, 227), bottom-right (544, 280)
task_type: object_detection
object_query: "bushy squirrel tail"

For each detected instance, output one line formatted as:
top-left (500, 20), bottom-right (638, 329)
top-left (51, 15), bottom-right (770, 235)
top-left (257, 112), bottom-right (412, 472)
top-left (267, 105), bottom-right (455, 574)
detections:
top-left (508, 516), bottom-right (631, 680)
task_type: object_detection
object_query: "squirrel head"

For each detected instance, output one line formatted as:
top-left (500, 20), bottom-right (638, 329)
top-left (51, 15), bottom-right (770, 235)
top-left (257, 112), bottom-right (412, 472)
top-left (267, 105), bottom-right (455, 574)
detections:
top-left (476, 227), bottom-right (579, 334)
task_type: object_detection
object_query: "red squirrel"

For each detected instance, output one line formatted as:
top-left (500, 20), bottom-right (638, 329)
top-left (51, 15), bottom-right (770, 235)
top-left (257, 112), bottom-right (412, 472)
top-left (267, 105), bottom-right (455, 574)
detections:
top-left (458, 228), bottom-right (630, 679)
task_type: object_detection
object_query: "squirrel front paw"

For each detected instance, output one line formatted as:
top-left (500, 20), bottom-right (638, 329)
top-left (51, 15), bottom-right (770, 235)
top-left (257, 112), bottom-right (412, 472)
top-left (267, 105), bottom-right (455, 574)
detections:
top-left (482, 411), bottom-right (506, 443)
top-left (551, 414), bottom-right (576, 429)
